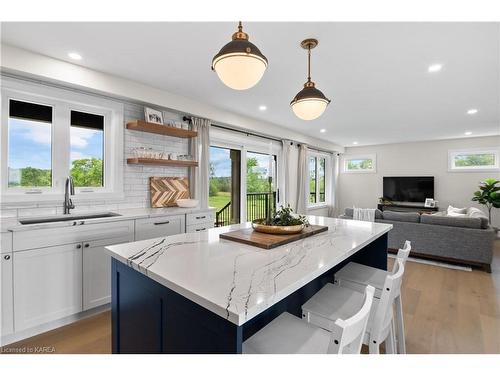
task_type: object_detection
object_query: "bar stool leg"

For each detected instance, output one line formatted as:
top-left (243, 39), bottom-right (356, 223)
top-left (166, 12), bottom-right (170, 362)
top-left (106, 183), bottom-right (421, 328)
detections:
top-left (385, 323), bottom-right (396, 354)
top-left (395, 295), bottom-right (406, 354)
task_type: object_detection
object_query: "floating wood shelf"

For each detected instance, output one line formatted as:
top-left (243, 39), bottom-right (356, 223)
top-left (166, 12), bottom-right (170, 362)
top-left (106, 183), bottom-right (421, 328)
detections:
top-left (127, 158), bottom-right (198, 167)
top-left (126, 120), bottom-right (198, 138)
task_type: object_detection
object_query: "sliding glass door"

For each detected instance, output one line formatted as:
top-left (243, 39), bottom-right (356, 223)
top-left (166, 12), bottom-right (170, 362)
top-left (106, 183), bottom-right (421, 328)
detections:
top-left (246, 151), bottom-right (277, 222)
top-left (209, 143), bottom-right (279, 227)
top-left (209, 146), bottom-right (241, 226)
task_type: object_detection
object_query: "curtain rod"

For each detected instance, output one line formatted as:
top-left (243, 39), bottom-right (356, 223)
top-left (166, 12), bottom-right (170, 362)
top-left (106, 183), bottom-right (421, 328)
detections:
top-left (183, 116), bottom-right (333, 154)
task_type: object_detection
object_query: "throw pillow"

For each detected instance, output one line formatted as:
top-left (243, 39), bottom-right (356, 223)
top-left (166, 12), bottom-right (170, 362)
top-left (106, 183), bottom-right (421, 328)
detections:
top-left (447, 205), bottom-right (467, 215)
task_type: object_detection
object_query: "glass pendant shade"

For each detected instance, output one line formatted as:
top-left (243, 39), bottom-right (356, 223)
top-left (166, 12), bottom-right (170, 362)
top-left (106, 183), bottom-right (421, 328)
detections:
top-left (290, 84), bottom-right (330, 120)
top-left (212, 22), bottom-right (268, 90)
top-left (290, 39), bottom-right (331, 120)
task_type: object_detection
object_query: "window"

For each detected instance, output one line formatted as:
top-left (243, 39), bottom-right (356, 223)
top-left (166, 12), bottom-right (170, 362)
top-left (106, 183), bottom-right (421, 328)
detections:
top-left (8, 100), bottom-right (53, 188)
top-left (343, 154), bottom-right (376, 173)
top-left (309, 154), bottom-right (326, 206)
top-left (448, 149), bottom-right (500, 172)
top-left (70, 111), bottom-right (105, 187)
top-left (1, 79), bottom-right (124, 202)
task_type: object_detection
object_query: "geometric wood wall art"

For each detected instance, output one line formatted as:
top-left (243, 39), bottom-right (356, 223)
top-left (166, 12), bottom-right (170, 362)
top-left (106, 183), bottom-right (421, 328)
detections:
top-left (149, 177), bottom-right (190, 208)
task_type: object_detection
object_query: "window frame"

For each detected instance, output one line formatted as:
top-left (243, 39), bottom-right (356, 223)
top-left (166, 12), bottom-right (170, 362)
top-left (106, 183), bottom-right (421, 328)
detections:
top-left (342, 153), bottom-right (377, 174)
top-left (1, 78), bottom-right (124, 203)
top-left (307, 151), bottom-right (328, 209)
top-left (448, 148), bottom-right (500, 172)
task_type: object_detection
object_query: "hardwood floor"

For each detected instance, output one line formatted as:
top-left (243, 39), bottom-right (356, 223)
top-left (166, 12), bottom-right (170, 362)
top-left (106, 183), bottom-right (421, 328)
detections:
top-left (2, 240), bottom-right (499, 354)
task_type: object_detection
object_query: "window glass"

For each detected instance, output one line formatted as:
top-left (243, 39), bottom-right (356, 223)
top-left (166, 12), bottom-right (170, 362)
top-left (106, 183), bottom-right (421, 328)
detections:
top-left (309, 156), bottom-right (317, 203)
top-left (8, 100), bottom-right (53, 188)
top-left (70, 110), bottom-right (104, 187)
top-left (453, 153), bottom-right (496, 168)
top-left (347, 158), bottom-right (373, 170)
top-left (319, 158), bottom-right (326, 203)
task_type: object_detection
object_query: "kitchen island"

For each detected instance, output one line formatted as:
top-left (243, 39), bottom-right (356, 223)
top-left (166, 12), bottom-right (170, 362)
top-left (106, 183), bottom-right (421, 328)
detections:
top-left (105, 216), bottom-right (392, 354)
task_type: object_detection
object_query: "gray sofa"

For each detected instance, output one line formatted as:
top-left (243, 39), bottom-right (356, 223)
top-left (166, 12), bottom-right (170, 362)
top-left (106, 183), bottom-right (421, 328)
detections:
top-left (340, 208), bottom-right (495, 272)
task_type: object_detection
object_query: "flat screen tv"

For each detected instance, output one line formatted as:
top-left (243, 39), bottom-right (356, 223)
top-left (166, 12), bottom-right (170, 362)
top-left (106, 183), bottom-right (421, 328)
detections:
top-left (383, 176), bottom-right (434, 203)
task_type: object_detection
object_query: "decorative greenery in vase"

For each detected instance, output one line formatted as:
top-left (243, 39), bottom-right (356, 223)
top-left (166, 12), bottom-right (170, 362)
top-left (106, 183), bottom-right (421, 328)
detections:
top-left (264, 205), bottom-right (309, 227)
top-left (472, 178), bottom-right (500, 224)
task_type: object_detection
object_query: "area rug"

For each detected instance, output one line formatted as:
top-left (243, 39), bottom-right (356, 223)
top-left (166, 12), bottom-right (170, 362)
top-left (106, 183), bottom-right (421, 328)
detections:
top-left (388, 253), bottom-right (472, 272)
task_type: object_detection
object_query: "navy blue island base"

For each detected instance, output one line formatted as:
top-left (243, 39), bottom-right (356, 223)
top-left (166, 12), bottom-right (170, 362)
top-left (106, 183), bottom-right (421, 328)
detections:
top-left (111, 233), bottom-right (388, 354)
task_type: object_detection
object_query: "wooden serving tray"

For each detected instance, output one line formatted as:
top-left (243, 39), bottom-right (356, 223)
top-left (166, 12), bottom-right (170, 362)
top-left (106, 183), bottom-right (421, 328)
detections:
top-left (219, 225), bottom-right (329, 249)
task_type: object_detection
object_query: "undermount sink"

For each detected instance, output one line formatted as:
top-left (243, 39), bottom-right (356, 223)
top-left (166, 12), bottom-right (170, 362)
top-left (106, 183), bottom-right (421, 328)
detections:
top-left (18, 212), bottom-right (121, 225)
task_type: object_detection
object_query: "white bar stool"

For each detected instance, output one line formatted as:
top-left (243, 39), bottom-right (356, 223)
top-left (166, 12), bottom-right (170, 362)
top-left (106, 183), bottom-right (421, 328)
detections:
top-left (243, 285), bottom-right (375, 354)
top-left (302, 258), bottom-right (406, 354)
top-left (334, 240), bottom-right (411, 354)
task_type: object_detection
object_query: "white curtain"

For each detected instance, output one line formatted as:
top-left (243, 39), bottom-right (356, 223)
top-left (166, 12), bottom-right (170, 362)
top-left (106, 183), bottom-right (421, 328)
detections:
top-left (189, 117), bottom-right (211, 209)
top-left (296, 144), bottom-right (309, 214)
top-left (281, 140), bottom-right (293, 207)
top-left (327, 153), bottom-right (341, 217)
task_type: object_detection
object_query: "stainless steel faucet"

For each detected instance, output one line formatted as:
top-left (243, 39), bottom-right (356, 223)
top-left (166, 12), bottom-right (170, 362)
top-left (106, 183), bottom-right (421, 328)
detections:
top-left (64, 176), bottom-right (75, 214)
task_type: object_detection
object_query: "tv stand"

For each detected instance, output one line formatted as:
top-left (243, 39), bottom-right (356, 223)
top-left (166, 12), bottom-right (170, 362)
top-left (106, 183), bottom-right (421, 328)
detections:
top-left (378, 202), bottom-right (439, 214)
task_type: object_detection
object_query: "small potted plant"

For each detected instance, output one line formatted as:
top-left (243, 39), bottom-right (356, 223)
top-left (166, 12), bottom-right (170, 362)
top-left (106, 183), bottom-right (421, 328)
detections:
top-left (252, 205), bottom-right (309, 235)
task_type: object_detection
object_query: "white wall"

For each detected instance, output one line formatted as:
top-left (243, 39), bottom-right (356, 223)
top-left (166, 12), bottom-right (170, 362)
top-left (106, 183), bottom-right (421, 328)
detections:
top-left (338, 136), bottom-right (500, 227)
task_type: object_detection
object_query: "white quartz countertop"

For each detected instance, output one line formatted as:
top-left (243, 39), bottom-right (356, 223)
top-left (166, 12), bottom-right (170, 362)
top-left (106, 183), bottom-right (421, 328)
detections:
top-left (105, 216), bottom-right (392, 326)
top-left (1, 207), bottom-right (214, 232)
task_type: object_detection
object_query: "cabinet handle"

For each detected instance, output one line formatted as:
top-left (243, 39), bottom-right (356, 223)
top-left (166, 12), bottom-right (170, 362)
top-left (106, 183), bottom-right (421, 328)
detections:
top-left (154, 221), bottom-right (170, 225)
top-left (84, 243), bottom-right (90, 248)
top-left (76, 244), bottom-right (82, 249)
top-left (196, 216), bottom-right (206, 220)
top-left (4, 255), bottom-right (10, 260)
top-left (195, 228), bottom-right (206, 232)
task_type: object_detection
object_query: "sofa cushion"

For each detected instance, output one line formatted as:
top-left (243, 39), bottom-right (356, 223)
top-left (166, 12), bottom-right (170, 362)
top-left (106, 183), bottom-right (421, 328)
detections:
top-left (382, 211), bottom-right (420, 223)
top-left (421, 214), bottom-right (482, 229)
top-left (467, 207), bottom-right (489, 229)
top-left (343, 207), bottom-right (383, 219)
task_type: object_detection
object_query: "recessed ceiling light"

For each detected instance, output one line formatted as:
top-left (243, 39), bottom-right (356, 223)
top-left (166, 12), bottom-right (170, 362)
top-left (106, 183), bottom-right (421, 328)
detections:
top-left (68, 52), bottom-right (82, 60)
top-left (320, 129), bottom-right (326, 133)
top-left (464, 131), bottom-right (472, 136)
top-left (428, 64), bottom-right (443, 73)
top-left (258, 105), bottom-right (267, 111)
top-left (466, 108), bottom-right (478, 115)
top-left (353, 141), bottom-right (358, 145)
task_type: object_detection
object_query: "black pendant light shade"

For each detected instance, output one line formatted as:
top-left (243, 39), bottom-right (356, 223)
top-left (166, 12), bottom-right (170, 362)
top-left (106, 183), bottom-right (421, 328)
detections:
top-left (290, 39), bottom-right (331, 120)
top-left (212, 22), bottom-right (268, 90)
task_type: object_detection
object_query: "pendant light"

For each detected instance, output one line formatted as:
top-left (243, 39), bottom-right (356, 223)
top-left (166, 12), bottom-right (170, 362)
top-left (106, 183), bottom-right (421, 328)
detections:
top-left (212, 22), bottom-right (268, 90)
top-left (290, 39), bottom-right (331, 120)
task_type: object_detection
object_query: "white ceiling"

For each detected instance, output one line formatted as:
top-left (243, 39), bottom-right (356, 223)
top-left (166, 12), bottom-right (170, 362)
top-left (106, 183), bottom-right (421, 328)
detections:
top-left (1, 22), bottom-right (499, 147)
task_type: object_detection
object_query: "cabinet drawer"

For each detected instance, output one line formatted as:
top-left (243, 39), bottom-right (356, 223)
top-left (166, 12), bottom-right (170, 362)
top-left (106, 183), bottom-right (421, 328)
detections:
top-left (186, 211), bottom-right (214, 226)
top-left (186, 222), bottom-right (214, 233)
top-left (13, 220), bottom-right (134, 251)
top-left (1, 232), bottom-right (13, 254)
top-left (135, 215), bottom-right (185, 241)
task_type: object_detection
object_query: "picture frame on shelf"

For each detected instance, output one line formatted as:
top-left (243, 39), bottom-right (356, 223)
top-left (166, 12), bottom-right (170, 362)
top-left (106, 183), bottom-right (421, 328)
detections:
top-left (424, 198), bottom-right (436, 208)
top-left (144, 107), bottom-right (164, 125)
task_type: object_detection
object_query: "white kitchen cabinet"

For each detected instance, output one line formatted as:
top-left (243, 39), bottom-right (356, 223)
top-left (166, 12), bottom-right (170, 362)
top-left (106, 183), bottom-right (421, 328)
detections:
top-left (135, 215), bottom-right (185, 241)
top-left (13, 243), bottom-right (83, 332)
top-left (1, 252), bottom-right (14, 338)
top-left (82, 234), bottom-right (133, 310)
top-left (186, 210), bottom-right (214, 233)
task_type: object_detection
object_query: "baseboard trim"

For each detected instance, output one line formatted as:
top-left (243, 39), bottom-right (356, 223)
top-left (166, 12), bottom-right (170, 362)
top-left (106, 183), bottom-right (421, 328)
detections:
top-left (388, 248), bottom-right (491, 273)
